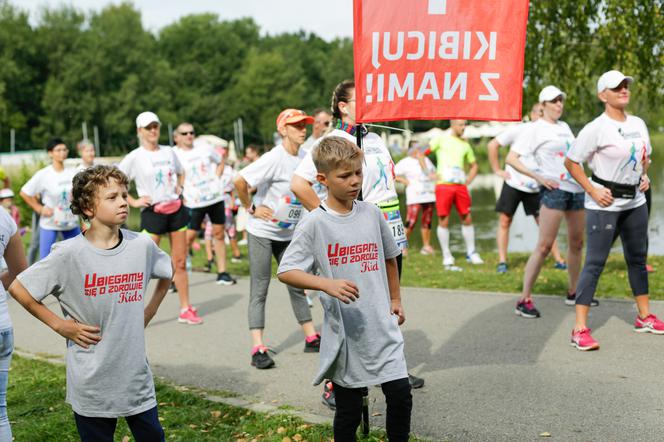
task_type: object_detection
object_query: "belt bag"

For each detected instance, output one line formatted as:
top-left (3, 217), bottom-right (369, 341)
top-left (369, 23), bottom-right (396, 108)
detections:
top-left (591, 174), bottom-right (636, 199)
top-left (153, 198), bottom-right (182, 215)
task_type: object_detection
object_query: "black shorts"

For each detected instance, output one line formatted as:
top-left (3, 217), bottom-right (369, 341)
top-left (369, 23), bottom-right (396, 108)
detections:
top-left (187, 200), bottom-right (225, 230)
top-left (140, 203), bottom-right (190, 235)
top-left (495, 182), bottom-right (540, 217)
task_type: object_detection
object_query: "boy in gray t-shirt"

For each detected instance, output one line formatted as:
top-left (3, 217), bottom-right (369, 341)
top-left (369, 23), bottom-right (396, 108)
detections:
top-left (278, 137), bottom-right (412, 441)
top-left (10, 165), bottom-right (172, 441)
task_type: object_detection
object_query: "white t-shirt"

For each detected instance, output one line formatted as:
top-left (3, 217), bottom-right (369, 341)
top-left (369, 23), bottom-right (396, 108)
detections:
top-left (567, 113), bottom-right (651, 211)
top-left (511, 119), bottom-right (582, 193)
top-left (218, 164), bottom-right (236, 206)
top-left (394, 156), bottom-right (436, 205)
top-left (21, 165), bottom-right (79, 231)
top-left (0, 209), bottom-right (17, 330)
top-left (118, 145), bottom-right (183, 205)
top-left (495, 123), bottom-right (540, 193)
top-left (300, 135), bottom-right (318, 154)
top-left (294, 129), bottom-right (399, 205)
top-left (239, 145), bottom-right (306, 242)
top-left (174, 146), bottom-right (223, 209)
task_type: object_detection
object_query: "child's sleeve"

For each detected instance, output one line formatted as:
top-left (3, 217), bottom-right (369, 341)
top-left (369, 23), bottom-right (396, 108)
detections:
top-left (375, 206), bottom-right (400, 260)
top-left (277, 222), bottom-right (315, 275)
top-left (148, 240), bottom-right (173, 280)
top-left (16, 245), bottom-right (67, 302)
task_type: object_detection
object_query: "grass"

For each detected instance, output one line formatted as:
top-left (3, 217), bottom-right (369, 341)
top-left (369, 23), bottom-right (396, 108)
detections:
top-left (8, 355), bottom-right (426, 441)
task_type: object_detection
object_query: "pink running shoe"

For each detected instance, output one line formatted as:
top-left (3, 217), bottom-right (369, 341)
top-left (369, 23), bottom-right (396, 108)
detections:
top-left (634, 314), bottom-right (664, 334)
top-left (570, 328), bottom-right (599, 351)
top-left (178, 307), bottom-right (203, 325)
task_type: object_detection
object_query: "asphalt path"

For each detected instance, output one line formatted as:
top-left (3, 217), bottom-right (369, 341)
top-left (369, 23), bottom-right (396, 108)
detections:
top-left (9, 272), bottom-right (664, 441)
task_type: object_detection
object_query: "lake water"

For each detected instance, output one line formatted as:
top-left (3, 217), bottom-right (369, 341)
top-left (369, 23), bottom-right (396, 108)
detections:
top-left (402, 152), bottom-right (664, 256)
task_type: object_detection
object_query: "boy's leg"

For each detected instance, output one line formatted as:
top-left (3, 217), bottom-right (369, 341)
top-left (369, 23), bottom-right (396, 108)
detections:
top-left (332, 383), bottom-right (364, 441)
top-left (125, 406), bottom-right (165, 442)
top-left (73, 413), bottom-right (117, 442)
top-left (39, 228), bottom-right (58, 259)
top-left (381, 378), bottom-right (412, 442)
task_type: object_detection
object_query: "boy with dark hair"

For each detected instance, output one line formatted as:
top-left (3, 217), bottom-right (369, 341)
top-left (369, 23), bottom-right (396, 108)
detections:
top-left (10, 165), bottom-right (173, 441)
top-left (278, 136), bottom-right (412, 441)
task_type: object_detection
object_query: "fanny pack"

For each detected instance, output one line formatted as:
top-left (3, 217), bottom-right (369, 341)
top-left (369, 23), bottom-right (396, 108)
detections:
top-left (591, 174), bottom-right (636, 199)
top-left (153, 198), bottom-right (182, 215)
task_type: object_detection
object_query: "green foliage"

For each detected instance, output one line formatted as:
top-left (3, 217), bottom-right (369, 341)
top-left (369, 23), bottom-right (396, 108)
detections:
top-left (0, 0), bottom-right (662, 153)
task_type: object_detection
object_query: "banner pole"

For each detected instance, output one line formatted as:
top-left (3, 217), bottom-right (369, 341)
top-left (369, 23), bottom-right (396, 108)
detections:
top-left (356, 123), bottom-right (364, 202)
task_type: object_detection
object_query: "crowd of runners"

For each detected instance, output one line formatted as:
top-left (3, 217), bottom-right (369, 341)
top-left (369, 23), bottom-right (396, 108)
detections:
top-left (0, 70), bottom-right (657, 440)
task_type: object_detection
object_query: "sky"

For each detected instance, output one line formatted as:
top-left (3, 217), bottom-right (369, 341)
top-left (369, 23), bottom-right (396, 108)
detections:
top-left (17, 0), bottom-right (354, 41)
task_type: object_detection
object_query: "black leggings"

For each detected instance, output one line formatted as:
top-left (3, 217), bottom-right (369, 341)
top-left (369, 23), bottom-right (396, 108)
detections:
top-left (576, 204), bottom-right (649, 305)
top-left (333, 378), bottom-right (412, 441)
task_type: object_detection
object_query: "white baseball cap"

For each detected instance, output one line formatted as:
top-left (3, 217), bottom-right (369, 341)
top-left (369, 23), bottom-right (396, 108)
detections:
top-left (538, 85), bottom-right (566, 103)
top-left (0, 188), bottom-right (14, 199)
top-left (597, 70), bottom-right (633, 93)
top-left (135, 111), bottom-right (161, 128)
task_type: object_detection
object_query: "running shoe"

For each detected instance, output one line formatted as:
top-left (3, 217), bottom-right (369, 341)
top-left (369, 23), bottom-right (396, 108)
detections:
top-left (231, 255), bottom-right (243, 264)
top-left (408, 373), bottom-right (425, 389)
top-left (304, 333), bottom-right (321, 353)
top-left (204, 259), bottom-right (213, 273)
top-left (570, 328), bottom-right (600, 351)
top-left (251, 346), bottom-right (275, 369)
top-left (565, 292), bottom-right (576, 306)
top-left (178, 307), bottom-right (203, 325)
top-left (216, 272), bottom-right (237, 286)
top-left (554, 261), bottom-right (568, 270)
top-left (238, 238), bottom-right (248, 246)
top-left (515, 299), bottom-right (540, 318)
top-left (321, 381), bottom-right (336, 410)
top-left (646, 264), bottom-right (655, 273)
top-left (634, 314), bottom-right (664, 334)
top-left (591, 299), bottom-right (599, 307)
top-left (168, 282), bottom-right (177, 293)
top-left (466, 251), bottom-right (484, 265)
top-left (420, 246), bottom-right (435, 255)
top-left (497, 262), bottom-right (508, 274)
top-left (443, 256), bottom-right (462, 271)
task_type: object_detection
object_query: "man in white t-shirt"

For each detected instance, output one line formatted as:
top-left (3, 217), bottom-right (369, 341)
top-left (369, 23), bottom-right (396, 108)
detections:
top-left (488, 103), bottom-right (566, 273)
top-left (301, 108), bottom-right (332, 154)
top-left (174, 122), bottom-right (236, 286)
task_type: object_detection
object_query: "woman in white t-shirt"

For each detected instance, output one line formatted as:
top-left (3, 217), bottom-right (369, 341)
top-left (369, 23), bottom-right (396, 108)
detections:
top-left (506, 86), bottom-right (585, 319)
top-left (234, 109), bottom-right (319, 370)
top-left (0, 208), bottom-right (28, 440)
top-left (394, 144), bottom-right (437, 256)
top-left (291, 80), bottom-right (423, 407)
top-left (565, 71), bottom-right (658, 351)
top-left (118, 112), bottom-right (202, 326)
top-left (20, 138), bottom-right (80, 259)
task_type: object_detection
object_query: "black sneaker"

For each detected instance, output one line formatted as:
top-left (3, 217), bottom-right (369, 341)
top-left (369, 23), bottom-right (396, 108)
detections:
top-left (231, 255), bottom-right (242, 264)
top-left (515, 299), bottom-right (540, 318)
top-left (565, 292), bottom-right (576, 306)
top-left (591, 298), bottom-right (599, 307)
top-left (321, 381), bottom-right (336, 410)
top-left (168, 282), bottom-right (177, 293)
top-left (304, 333), bottom-right (321, 353)
top-left (408, 373), bottom-right (425, 389)
top-left (251, 347), bottom-right (275, 369)
top-left (216, 272), bottom-right (236, 286)
top-left (204, 260), bottom-right (213, 273)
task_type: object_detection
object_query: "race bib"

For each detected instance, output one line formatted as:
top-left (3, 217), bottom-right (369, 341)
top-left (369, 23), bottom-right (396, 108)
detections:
top-left (420, 178), bottom-right (435, 194)
top-left (441, 166), bottom-right (466, 184)
top-left (271, 194), bottom-right (304, 229)
top-left (378, 200), bottom-right (408, 251)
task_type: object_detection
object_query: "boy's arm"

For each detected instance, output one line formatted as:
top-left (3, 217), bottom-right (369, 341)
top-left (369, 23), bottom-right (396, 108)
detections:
top-left (144, 277), bottom-right (171, 327)
top-left (385, 257), bottom-right (405, 325)
top-left (8, 280), bottom-right (101, 348)
top-left (0, 232), bottom-right (27, 289)
top-left (278, 270), bottom-right (359, 304)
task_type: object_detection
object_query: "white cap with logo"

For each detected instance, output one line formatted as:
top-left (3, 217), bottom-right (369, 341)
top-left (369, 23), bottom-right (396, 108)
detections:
top-left (538, 85), bottom-right (566, 103)
top-left (597, 70), bottom-right (633, 93)
top-left (136, 111), bottom-right (161, 129)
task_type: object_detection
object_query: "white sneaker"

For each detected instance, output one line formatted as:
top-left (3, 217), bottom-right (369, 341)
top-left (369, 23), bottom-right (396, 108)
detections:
top-left (466, 252), bottom-right (484, 265)
top-left (238, 238), bottom-right (248, 246)
top-left (444, 264), bottom-right (463, 272)
top-left (443, 256), bottom-right (455, 266)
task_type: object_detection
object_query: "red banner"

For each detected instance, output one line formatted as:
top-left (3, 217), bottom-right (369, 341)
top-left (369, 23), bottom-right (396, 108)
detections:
top-left (353, 0), bottom-right (529, 123)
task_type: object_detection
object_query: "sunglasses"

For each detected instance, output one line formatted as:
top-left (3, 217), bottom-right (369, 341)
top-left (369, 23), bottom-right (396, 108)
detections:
top-left (179, 131), bottom-right (195, 136)
top-left (610, 83), bottom-right (629, 93)
top-left (548, 96), bottom-right (564, 104)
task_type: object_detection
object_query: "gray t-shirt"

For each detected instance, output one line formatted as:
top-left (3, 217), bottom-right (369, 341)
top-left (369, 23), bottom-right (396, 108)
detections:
top-left (17, 229), bottom-right (172, 417)
top-left (278, 201), bottom-right (407, 388)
